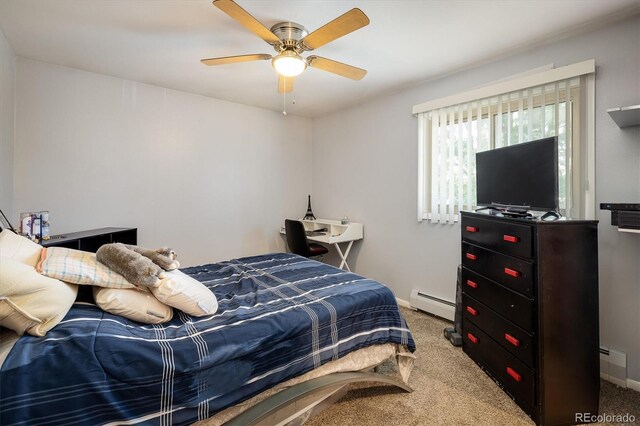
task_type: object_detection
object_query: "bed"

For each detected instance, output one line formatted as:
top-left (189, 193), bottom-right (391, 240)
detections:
top-left (0, 253), bottom-right (415, 425)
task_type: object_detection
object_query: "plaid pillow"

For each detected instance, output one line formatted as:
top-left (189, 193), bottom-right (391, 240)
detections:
top-left (37, 247), bottom-right (136, 289)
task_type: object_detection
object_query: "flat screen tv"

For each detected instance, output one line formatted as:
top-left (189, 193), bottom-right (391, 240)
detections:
top-left (476, 136), bottom-right (558, 212)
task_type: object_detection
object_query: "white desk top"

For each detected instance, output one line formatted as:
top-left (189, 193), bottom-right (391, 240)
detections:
top-left (280, 218), bottom-right (364, 244)
top-left (303, 219), bottom-right (363, 244)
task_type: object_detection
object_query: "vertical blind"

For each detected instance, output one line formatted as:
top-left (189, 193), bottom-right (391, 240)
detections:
top-left (418, 78), bottom-right (581, 224)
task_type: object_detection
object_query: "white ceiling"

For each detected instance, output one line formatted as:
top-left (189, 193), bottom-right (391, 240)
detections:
top-left (0, 0), bottom-right (638, 117)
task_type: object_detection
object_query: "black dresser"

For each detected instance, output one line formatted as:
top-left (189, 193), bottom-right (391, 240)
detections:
top-left (460, 211), bottom-right (599, 425)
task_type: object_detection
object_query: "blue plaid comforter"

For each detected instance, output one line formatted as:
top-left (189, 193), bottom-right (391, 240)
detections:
top-left (0, 253), bottom-right (415, 425)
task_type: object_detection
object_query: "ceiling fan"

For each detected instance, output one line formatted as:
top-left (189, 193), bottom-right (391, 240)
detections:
top-left (201, 0), bottom-right (370, 94)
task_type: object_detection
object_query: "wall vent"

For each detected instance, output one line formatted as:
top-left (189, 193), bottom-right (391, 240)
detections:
top-left (410, 290), bottom-right (455, 321)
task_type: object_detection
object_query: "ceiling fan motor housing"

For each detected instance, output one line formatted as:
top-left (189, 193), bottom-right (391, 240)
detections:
top-left (270, 22), bottom-right (308, 52)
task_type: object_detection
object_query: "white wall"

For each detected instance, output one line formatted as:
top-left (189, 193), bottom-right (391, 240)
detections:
top-left (313, 17), bottom-right (640, 381)
top-left (6, 14), bottom-right (640, 382)
top-left (0, 28), bottom-right (14, 217)
top-left (13, 58), bottom-right (312, 266)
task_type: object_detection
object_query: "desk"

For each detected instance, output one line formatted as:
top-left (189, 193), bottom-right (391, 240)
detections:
top-left (280, 219), bottom-right (363, 271)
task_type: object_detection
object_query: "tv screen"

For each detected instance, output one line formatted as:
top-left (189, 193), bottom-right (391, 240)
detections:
top-left (476, 137), bottom-right (558, 211)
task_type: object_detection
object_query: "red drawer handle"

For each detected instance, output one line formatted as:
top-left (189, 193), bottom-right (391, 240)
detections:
top-left (466, 306), bottom-right (478, 316)
top-left (466, 280), bottom-right (478, 289)
top-left (466, 253), bottom-right (478, 261)
top-left (505, 333), bottom-right (520, 347)
top-left (504, 267), bottom-right (520, 277)
top-left (467, 333), bottom-right (479, 344)
top-left (466, 226), bottom-right (478, 233)
top-left (506, 367), bottom-right (522, 382)
top-left (503, 234), bottom-right (519, 243)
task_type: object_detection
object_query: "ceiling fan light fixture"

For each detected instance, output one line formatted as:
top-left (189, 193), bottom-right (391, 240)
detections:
top-left (272, 51), bottom-right (306, 77)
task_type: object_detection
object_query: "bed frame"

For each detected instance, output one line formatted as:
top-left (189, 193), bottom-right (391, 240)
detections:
top-left (224, 372), bottom-right (412, 426)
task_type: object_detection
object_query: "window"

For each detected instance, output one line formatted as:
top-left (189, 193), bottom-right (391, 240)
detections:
top-left (415, 61), bottom-right (595, 223)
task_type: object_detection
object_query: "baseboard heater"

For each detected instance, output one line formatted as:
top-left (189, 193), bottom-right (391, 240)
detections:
top-left (599, 346), bottom-right (627, 388)
top-left (410, 290), bottom-right (455, 322)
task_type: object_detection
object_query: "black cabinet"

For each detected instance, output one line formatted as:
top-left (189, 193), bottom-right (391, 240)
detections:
top-left (41, 227), bottom-right (137, 303)
top-left (461, 211), bottom-right (599, 425)
top-left (41, 227), bottom-right (137, 253)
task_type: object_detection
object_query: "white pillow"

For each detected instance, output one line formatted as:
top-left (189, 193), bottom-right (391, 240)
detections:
top-left (0, 256), bottom-right (78, 336)
top-left (38, 247), bottom-right (136, 289)
top-left (150, 270), bottom-right (217, 317)
top-left (93, 287), bottom-right (173, 324)
top-left (0, 229), bottom-right (43, 267)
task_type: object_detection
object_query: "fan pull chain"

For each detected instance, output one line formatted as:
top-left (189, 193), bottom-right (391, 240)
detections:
top-left (282, 82), bottom-right (287, 116)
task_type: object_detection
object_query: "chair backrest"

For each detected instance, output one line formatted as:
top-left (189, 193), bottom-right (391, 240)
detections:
top-left (285, 219), bottom-right (311, 257)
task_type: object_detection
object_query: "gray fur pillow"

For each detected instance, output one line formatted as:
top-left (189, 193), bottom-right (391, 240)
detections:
top-left (96, 243), bottom-right (164, 288)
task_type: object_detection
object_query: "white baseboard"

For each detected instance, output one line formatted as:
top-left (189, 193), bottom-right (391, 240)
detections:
top-left (601, 374), bottom-right (640, 392)
top-left (396, 297), bottom-right (411, 309)
top-left (600, 373), bottom-right (627, 388)
top-left (628, 378), bottom-right (640, 392)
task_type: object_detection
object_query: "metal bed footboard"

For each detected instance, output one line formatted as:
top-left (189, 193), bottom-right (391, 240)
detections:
top-left (223, 372), bottom-right (413, 426)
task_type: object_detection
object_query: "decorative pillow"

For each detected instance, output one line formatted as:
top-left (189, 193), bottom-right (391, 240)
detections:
top-left (38, 247), bottom-right (136, 289)
top-left (93, 287), bottom-right (173, 324)
top-left (0, 229), bottom-right (43, 267)
top-left (150, 270), bottom-right (218, 317)
top-left (0, 256), bottom-right (78, 336)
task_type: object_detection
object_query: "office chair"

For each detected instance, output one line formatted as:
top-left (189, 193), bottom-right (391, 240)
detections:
top-left (285, 219), bottom-right (329, 259)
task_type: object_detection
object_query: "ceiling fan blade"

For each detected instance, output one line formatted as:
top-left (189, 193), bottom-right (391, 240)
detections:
top-left (201, 53), bottom-right (272, 66)
top-left (307, 56), bottom-right (367, 80)
top-left (278, 75), bottom-right (294, 94)
top-left (213, 0), bottom-right (281, 45)
top-left (300, 8), bottom-right (369, 51)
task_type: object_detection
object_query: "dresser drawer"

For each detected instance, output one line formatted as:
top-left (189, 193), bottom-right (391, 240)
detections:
top-left (462, 216), bottom-right (533, 259)
top-left (462, 242), bottom-right (534, 298)
top-left (463, 294), bottom-right (535, 367)
top-left (463, 320), bottom-right (535, 412)
top-left (462, 268), bottom-right (534, 332)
